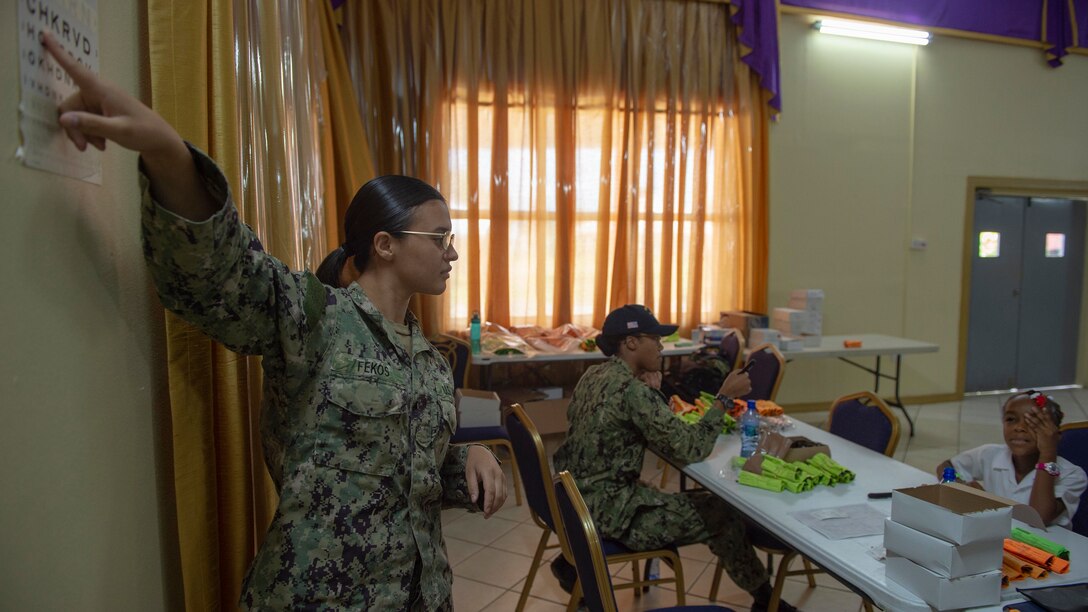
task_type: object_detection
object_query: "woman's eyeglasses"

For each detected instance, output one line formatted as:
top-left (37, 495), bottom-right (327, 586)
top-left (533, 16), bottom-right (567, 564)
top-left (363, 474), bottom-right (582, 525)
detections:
top-left (396, 230), bottom-right (455, 250)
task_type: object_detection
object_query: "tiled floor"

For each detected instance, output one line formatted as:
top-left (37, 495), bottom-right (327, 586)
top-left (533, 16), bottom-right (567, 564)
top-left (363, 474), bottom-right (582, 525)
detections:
top-left (444, 389), bottom-right (1088, 611)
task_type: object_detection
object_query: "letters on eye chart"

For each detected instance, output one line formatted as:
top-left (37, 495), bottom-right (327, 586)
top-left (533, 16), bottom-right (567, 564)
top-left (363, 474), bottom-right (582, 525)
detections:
top-left (18, 0), bottom-right (101, 184)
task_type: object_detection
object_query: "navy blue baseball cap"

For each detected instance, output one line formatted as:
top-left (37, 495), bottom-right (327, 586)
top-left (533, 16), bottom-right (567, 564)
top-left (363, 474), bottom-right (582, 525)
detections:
top-left (600, 304), bottom-right (678, 337)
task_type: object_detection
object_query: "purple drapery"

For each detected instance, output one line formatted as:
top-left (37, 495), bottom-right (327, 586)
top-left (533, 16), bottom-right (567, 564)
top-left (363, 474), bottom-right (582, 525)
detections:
top-left (726, 0), bottom-right (1085, 113)
top-left (730, 0), bottom-right (782, 112)
top-left (1079, 0), bottom-right (1088, 48)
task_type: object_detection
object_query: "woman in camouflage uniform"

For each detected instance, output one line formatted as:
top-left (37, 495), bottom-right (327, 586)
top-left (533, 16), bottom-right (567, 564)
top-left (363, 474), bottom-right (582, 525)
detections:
top-left (553, 305), bottom-right (797, 612)
top-left (41, 33), bottom-right (505, 610)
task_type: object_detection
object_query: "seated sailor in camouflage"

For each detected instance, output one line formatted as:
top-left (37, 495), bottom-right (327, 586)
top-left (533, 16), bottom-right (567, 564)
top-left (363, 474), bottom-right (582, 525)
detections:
top-left (552, 305), bottom-right (798, 612)
top-left (40, 32), bottom-right (505, 611)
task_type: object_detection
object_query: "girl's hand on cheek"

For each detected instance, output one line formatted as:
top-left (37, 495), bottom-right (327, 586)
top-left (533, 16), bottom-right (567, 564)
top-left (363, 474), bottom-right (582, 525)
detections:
top-left (1025, 408), bottom-right (1060, 458)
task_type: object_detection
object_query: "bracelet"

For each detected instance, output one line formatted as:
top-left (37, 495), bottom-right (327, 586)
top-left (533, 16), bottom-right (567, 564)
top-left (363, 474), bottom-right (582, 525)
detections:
top-left (1036, 461), bottom-right (1060, 477)
top-left (469, 443), bottom-right (502, 467)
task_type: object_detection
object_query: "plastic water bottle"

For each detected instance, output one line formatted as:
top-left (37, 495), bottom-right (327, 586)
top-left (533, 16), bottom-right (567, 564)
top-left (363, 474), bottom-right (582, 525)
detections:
top-left (647, 558), bottom-right (660, 581)
top-left (940, 467), bottom-right (957, 483)
top-left (470, 311), bottom-right (482, 354)
top-left (740, 400), bottom-right (761, 458)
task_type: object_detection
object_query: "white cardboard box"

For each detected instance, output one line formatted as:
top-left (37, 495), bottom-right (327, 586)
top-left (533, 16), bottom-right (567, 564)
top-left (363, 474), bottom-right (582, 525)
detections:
top-left (885, 555), bottom-right (1001, 610)
top-left (771, 308), bottom-right (809, 336)
top-left (455, 388), bottom-right (502, 428)
top-left (890, 483), bottom-right (1044, 545)
top-left (779, 335), bottom-right (805, 351)
top-left (883, 518), bottom-right (1003, 578)
top-left (788, 288), bottom-right (824, 312)
top-left (748, 328), bottom-right (780, 348)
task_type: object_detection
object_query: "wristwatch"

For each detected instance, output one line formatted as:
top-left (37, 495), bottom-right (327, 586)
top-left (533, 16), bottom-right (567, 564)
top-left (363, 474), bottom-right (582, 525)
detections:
top-left (715, 393), bottom-right (733, 409)
top-left (1036, 462), bottom-right (1061, 477)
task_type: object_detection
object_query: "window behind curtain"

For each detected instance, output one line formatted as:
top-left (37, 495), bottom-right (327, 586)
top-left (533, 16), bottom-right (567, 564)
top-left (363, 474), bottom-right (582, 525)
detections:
top-left (344, 0), bottom-right (768, 333)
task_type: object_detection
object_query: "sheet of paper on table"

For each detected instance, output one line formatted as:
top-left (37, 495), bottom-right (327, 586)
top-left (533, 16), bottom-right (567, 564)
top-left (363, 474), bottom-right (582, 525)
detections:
top-left (789, 504), bottom-right (887, 540)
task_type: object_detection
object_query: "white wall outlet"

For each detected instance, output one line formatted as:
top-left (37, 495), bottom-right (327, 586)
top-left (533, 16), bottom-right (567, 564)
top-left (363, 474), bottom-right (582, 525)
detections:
top-left (910, 238), bottom-right (928, 251)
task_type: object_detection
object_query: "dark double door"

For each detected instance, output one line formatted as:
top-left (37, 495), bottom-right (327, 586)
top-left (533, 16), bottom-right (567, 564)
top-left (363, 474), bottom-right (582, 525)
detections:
top-left (965, 195), bottom-right (1086, 392)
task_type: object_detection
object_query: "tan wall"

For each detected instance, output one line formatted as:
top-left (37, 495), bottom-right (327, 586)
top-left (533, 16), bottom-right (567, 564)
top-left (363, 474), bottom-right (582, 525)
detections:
top-left (0, 3), bottom-right (176, 610)
top-left (769, 14), bottom-right (1088, 406)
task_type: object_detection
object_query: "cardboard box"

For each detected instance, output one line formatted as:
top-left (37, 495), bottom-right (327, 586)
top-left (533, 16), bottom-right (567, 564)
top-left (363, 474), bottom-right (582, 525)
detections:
top-left (883, 518), bottom-right (1003, 578)
top-left (788, 289), bottom-right (824, 312)
top-left (742, 433), bottom-right (830, 473)
top-left (800, 334), bottom-right (821, 348)
top-left (695, 324), bottom-right (728, 344)
top-left (772, 308), bottom-right (810, 336)
top-left (748, 328), bottom-right (780, 348)
top-left (890, 483), bottom-right (1044, 545)
top-left (719, 311), bottom-right (769, 335)
top-left (885, 555), bottom-right (1001, 610)
top-left (779, 335), bottom-right (804, 351)
top-left (522, 398), bottom-right (571, 436)
top-left (455, 388), bottom-right (502, 428)
top-left (780, 436), bottom-right (831, 463)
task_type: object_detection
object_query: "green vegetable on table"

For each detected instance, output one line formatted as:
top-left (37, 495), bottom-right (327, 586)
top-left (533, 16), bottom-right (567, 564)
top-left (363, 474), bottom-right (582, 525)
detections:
top-left (1010, 527), bottom-right (1070, 560)
top-left (738, 470), bottom-right (784, 492)
top-left (736, 452), bottom-right (854, 492)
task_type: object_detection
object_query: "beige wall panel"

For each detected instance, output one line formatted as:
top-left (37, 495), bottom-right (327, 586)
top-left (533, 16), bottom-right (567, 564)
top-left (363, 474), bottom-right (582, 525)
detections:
top-left (0, 2), bottom-right (174, 609)
top-left (769, 14), bottom-right (1088, 406)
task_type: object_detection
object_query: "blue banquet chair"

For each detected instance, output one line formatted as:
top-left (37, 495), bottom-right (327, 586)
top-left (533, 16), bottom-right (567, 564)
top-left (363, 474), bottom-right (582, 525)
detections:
top-left (1058, 421), bottom-right (1088, 536)
top-left (553, 470), bottom-right (735, 612)
top-left (506, 404), bottom-right (685, 611)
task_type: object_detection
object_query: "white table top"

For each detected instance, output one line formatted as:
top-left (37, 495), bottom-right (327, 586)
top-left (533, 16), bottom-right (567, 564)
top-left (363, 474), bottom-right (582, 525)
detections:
top-left (679, 420), bottom-right (1088, 611)
top-left (767, 333), bottom-right (939, 360)
top-left (470, 340), bottom-right (701, 365)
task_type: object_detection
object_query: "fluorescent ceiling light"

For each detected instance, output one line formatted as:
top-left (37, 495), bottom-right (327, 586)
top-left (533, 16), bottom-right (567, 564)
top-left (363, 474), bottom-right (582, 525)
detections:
top-left (814, 18), bottom-right (931, 46)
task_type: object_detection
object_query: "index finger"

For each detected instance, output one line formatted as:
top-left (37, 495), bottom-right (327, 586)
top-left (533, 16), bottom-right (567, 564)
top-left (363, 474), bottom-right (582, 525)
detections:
top-left (40, 31), bottom-right (98, 89)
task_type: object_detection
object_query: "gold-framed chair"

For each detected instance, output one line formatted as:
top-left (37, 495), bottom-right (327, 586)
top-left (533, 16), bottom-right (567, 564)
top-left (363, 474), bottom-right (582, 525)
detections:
top-left (505, 404), bottom-right (686, 611)
top-left (826, 390), bottom-right (901, 457)
top-left (1058, 421), bottom-right (1088, 536)
top-left (741, 343), bottom-right (786, 402)
top-left (720, 329), bottom-right (744, 372)
top-left (553, 470), bottom-right (736, 612)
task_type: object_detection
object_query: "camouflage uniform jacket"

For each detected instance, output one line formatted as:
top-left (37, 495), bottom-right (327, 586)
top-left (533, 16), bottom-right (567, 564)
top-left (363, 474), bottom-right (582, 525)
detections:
top-left (140, 147), bottom-right (472, 610)
top-left (553, 357), bottom-right (725, 537)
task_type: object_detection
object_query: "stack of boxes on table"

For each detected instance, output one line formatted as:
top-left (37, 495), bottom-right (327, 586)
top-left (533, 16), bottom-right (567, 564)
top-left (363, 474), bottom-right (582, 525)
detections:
top-left (882, 482), bottom-right (1046, 610)
top-left (726, 289), bottom-right (823, 351)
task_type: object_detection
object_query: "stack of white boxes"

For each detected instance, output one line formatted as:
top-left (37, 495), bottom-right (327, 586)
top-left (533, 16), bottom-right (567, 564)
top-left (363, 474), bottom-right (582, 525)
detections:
top-left (770, 289), bottom-right (823, 350)
top-left (883, 484), bottom-right (1009, 610)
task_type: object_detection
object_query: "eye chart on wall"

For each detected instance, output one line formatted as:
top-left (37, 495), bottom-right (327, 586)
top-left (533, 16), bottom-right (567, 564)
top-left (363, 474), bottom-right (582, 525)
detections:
top-left (17, 0), bottom-right (101, 184)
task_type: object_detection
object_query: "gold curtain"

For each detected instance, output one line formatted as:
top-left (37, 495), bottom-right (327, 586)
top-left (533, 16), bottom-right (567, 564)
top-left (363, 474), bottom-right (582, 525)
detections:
top-left (343, 0), bottom-right (769, 334)
top-left (147, 0), bottom-right (372, 608)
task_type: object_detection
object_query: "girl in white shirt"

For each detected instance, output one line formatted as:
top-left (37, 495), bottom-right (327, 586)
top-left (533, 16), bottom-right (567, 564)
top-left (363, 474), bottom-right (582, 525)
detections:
top-left (936, 391), bottom-right (1087, 528)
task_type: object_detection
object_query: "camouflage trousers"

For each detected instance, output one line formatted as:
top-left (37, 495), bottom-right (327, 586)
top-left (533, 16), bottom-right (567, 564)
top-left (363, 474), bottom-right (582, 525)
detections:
top-left (618, 490), bottom-right (769, 592)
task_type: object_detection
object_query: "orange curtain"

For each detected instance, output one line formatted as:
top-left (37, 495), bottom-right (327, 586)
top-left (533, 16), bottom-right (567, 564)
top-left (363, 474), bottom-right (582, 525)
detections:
top-left (147, 0), bottom-right (373, 608)
top-left (343, 0), bottom-right (769, 334)
top-left (148, 3), bottom-right (263, 610)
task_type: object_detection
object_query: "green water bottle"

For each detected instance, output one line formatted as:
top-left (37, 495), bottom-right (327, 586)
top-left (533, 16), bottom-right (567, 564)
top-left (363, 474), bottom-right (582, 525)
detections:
top-left (470, 311), bottom-right (482, 354)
